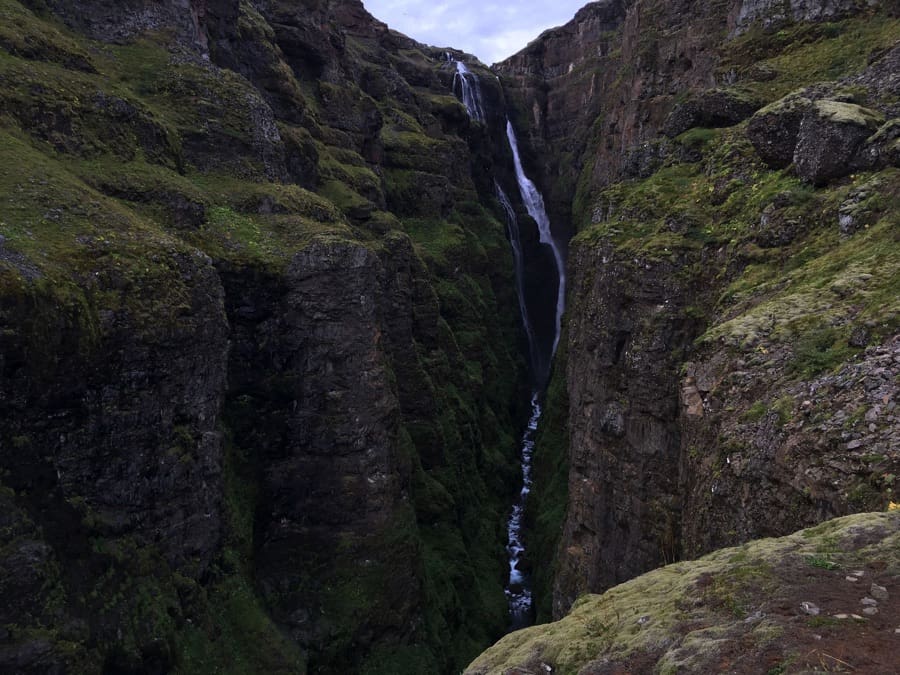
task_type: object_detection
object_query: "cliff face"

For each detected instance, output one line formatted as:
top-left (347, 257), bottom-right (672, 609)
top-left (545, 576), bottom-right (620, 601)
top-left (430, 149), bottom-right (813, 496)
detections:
top-left (0, 1), bottom-right (527, 672)
top-left (497, 0), bottom-right (899, 622)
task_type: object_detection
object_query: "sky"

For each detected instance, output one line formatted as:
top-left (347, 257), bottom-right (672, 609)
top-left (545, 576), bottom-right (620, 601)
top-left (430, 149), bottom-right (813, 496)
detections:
top-left (362, 1), bottom-right (591, 65)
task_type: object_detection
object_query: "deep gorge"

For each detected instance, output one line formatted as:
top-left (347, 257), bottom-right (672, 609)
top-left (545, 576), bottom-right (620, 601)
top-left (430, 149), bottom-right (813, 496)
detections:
top-left (1, 0), bottom-right (898, 673)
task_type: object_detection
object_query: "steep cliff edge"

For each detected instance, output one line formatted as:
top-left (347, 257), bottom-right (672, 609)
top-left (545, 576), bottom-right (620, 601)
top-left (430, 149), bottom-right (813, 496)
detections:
top-left (496, 0), bottom-right (900, 622)
top-left (0, 1), bottom-right (527, 672)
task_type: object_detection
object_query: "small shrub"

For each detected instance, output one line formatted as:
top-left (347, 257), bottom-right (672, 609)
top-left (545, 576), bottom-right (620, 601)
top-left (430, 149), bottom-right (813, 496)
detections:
top-left (790, 326), bottom-right (855, 377)
top-left (741, 400), bottom-right (768, 423)
top-left (806, 555), bottom-right (839, 570)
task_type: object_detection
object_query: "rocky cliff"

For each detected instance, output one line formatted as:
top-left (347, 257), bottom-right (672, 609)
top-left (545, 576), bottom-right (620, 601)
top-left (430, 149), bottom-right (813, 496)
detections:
top-left (496, 0), bottom-right (900, 625)
top-left (0, 1), bottom-right (531, 672)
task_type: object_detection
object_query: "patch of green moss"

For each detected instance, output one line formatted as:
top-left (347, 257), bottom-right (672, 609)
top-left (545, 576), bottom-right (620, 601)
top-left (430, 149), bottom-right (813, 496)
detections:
top-left (811, 100), bottom-right (884, 128)
top-left (0, 0), bottom-right (95, 71)
top-left (723, 15), bottom-right (900, 102)
top-left (789, 325), bottom-right (858, 377)
top-left (676, 126), bottom-right (722, 152)
top-left (174, 573), bottom-right (307, 674)
top-left (466, 512), bottom-right (900, 675)
top-left (741, 400), bottom-right (768, 423)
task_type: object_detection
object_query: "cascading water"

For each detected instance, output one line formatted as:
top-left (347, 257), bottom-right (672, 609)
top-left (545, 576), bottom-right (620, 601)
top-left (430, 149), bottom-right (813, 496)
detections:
top-left (450, 59), bottom-right (565, 630)
top-left (506, 393), bottom-right (541, 630)
top-left (453, 61), bottom-right (486, 123)
top-left (506, 121), bottom-right (566, 358)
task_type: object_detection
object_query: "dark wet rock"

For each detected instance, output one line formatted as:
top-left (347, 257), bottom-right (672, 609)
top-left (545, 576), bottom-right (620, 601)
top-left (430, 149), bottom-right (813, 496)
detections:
top-left (753, 195), bottom-right (806, 248)
top-left (553, 241), bottom-right (697, 615)
top-left (860, 119), bottom-right (900, 170)
top-left (623, 139), bottom-right (671, 178)
top-left (849, 326), bottom-right (871, 348)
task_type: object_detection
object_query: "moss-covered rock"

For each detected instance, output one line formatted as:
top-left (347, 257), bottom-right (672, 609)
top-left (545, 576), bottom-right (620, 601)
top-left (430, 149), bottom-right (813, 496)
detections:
top-left (794, 100), bottom-right (884, 185)
top-left (746, 93), bottom-right (815, 169)
top-left (466, 511), bottom-right (900, 675)
top-left (663, 88), bottom-right (762, 138)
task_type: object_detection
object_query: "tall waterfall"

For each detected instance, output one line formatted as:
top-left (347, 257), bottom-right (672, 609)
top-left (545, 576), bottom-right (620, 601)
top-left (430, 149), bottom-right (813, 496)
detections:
top-left (506, 122), bottom-right (566, 358)
top-left (450, 59), bottom-right (566, 630)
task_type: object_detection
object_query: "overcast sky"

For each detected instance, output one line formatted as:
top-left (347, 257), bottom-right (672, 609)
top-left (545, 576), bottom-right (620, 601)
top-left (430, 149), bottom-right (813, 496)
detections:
top-left (362, 1), bottom-right (590, 64)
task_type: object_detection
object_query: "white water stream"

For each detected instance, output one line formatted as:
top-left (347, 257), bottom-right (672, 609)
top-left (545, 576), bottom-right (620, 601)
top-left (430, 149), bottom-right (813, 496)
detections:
top-left (453, 60), bottom-right (486, 123)
top-left (506, 393), bottom-right (541, 629)
top-left (506, 121), bottom-right (566, 358)
top-left (450, 59), bottom-right (566, 629)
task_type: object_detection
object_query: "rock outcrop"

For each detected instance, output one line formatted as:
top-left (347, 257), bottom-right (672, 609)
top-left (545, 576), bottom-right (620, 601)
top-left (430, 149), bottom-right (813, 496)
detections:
top-left (748, 93), bottom-right (885, 183)
top-left (466, 511), bottom-right (900, 674)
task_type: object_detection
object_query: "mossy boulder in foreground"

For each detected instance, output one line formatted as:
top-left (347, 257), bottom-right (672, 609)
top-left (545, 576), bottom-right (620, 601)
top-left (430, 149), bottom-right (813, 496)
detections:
top-left (466, 511), bottom-right (900, 674)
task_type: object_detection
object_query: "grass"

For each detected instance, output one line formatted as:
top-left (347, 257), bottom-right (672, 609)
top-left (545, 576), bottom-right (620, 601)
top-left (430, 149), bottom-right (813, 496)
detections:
top-left (806, 555), bottom-right (840, 571)
top-left (722, 15), bottom-right (900, 101)
top-left (790, 326), bottom-right (857, 377)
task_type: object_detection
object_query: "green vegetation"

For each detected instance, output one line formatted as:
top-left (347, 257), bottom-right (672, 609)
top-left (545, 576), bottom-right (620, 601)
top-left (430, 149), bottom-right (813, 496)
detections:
top-left (722, 15), bottom-right (900, 100)
top-left (790, 326), bottom-right (858, 377)
top-left (575, 118), bottom-right (899, 371)
top-left (0, 2), bottom-right (528, 674)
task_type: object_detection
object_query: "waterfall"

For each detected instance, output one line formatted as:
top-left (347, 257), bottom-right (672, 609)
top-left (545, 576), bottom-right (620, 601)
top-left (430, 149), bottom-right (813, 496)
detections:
top-left (495, 183), bottom-right (542, 378)
top-left (506, 121), bottom-right (566, 358)
top-left (506, 393), bottom-right (541, 630)
top-left (450, 59), bottom-right (565, 630)
top-left (453, 61), bottom-right (486, 123)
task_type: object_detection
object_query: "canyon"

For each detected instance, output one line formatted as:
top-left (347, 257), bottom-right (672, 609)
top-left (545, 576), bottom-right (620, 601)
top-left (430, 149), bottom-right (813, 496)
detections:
top-left (0, 0), bottom-right (898, 673)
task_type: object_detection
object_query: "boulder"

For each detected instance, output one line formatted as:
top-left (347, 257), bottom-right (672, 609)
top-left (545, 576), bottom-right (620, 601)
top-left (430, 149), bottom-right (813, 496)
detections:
top-left (663, 88), bottom-right (762, 138)
top-left (748, 94), bottom-right (885, 183)
top-left (746, 94), bottom-right (813, 168)
top-left (794, 100), bottom-right (884, 184)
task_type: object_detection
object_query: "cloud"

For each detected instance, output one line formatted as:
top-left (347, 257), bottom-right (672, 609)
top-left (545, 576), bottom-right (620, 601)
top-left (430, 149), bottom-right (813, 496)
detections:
top-left (363, 0), bottom-right (588, 64)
